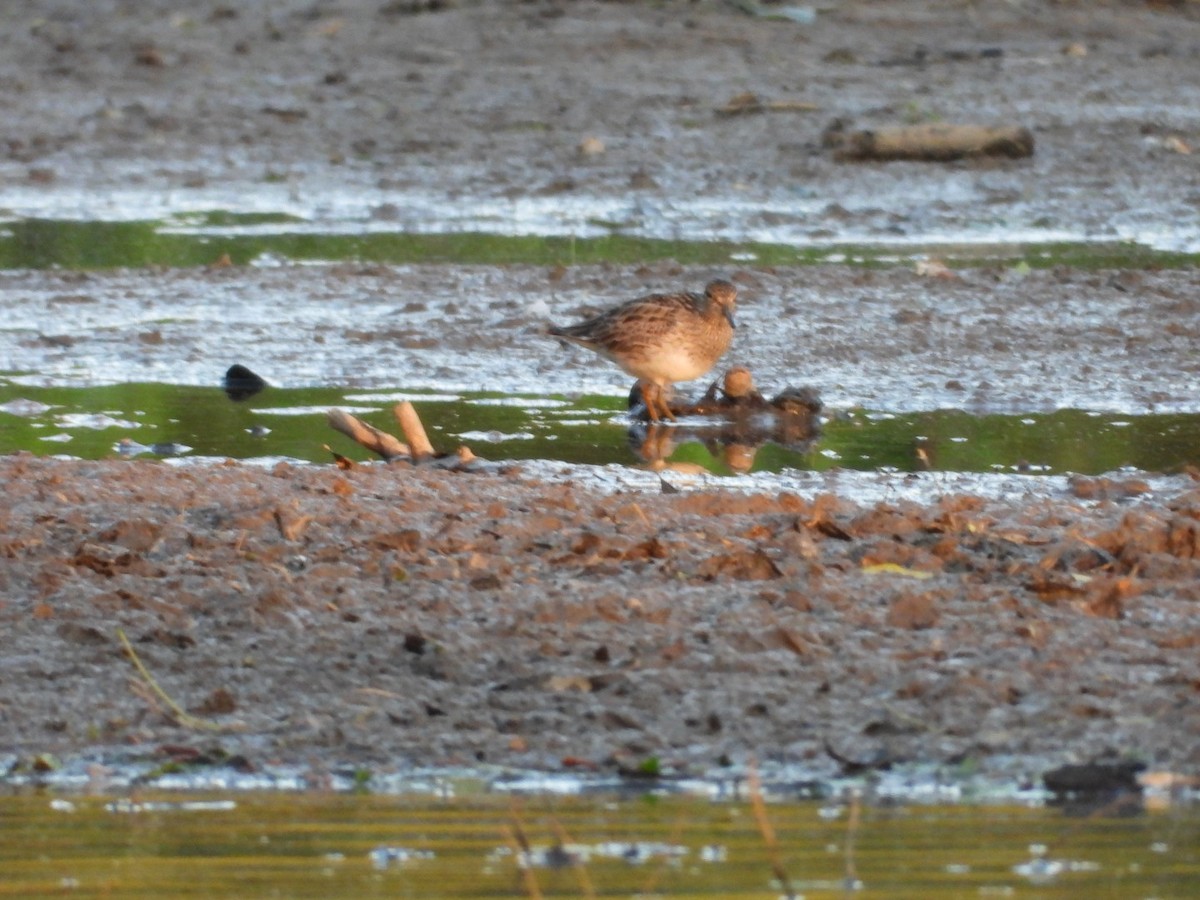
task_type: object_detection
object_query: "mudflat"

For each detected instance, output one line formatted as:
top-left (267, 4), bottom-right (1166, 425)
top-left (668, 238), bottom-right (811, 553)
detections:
top-left (2, 1), bottom-right (1199, 787)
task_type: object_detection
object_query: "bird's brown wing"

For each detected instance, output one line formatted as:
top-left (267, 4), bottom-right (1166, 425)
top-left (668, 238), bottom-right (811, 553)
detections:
top-left (549, 291), bottom-right (702, 351)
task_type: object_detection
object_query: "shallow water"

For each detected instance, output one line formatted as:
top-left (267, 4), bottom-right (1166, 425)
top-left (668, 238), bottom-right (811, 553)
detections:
top-left (3, 790), bottom-right (1198, 899)
top-left (3, 215), bottom-right (1199, 271)
top-left (2, 380), bottom-right (1198, 476)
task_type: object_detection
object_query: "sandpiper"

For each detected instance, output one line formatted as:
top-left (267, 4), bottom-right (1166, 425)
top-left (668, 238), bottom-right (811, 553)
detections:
top-left (548, 280), bottom-right (737, 421)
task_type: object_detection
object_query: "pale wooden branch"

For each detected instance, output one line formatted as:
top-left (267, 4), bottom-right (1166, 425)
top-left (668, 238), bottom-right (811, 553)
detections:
top-left (327, 403), bottom-right (478, 468)
top-left (829, 122), bottom-right (1034, 162)
top-left (394, 401), bottom-right (435, 460)
top-left (326, 408), bottom-right (409, 460)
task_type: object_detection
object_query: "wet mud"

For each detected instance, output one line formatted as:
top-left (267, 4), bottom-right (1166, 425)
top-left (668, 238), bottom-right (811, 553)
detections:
top-left (2, 454), bottom-right (1199, 784)
top-left (2, 1), bottom-right (1200, 788)
top-left (4, 1), bottom-right (1200, 247)
top-left (3, 261), bottom-right (1199, 416)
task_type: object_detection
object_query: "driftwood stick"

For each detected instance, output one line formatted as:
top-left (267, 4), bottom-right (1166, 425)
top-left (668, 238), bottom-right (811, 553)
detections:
top-left (326, 408), bottom-right (410, 460)
top-left (829, 123), bottom-right (1034, 162)
top-left (394, 402), bottom-right (435, 460)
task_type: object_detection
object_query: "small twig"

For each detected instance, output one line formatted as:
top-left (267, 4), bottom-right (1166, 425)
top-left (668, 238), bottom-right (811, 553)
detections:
top-left (505, 801), bottom-right (543, 900)
top-left (628, 502), bottom-right (652, 529)
top-left (748, 760), bottom-right (795, 899)
top-left (502, 825), bottom-right (544, 900)
top-left (844, 789), bottom-right (861, 891)
top-left (116, 628), bottom-right (225, 731)
top-left (715, 90), bottom-right (819, 117)
top-left (640, 812), bottom-right (687, 895)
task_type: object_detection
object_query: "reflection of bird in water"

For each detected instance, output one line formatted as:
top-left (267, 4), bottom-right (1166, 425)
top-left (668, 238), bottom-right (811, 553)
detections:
top-left (548, 280), bottom-right (737, 421)
top-left (627, 367), bottom-right (824, 474)
top-left (721, 442), bottom-right (757, 473)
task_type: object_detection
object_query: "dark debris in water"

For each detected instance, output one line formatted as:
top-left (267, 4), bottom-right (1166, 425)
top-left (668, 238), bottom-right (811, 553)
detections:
top-left (222, 364), bottom-right (268, 402)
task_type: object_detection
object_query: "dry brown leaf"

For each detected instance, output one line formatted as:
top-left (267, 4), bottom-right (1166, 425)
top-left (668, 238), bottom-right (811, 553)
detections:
top-left (323, 444), bottom-right (355, 470)
top-left (193, 687), bottom-right (237, 715)
top-left (697, 548), bottom-right (781, 581)
top-left (371, 529), bottom-right (421, 552)
top-left (273, 509), bottom-right (312, 542)
top-left (1083, 575), bottom-right (1138, 619)
top-left (885, 592), bottom-right (940, 629)
top-left (1069, 475), bottom-right (1150, 500)
top-left (545, 675), bottom-right (592, 693)
top-left (1027, 571), bottom-right (1087, 602)
top-left (775, 627), bottom-right (808, 657)
top-left (1165, 135), bottom-right (1192, 155)
top-left (134, 45), bottom-right (166, 67)
top-left (625, 536), bottom-right (668, 560)
top-left (914, 258), bottom-right (958, 280)
top-left (804, 495), bottom-right (853, 540)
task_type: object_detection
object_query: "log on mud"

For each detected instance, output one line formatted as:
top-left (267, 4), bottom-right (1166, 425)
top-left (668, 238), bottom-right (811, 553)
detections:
top-left (827, 122), bottom-right (1034, 162)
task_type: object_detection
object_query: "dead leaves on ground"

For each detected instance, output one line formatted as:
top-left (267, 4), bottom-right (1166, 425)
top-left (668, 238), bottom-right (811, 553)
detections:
top-left (697, 548), bottom-right (782, 581)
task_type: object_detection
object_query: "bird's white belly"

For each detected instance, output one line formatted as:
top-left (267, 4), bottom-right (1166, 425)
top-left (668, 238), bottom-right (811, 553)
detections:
top-left (620, 346), bottom-right (708, 384)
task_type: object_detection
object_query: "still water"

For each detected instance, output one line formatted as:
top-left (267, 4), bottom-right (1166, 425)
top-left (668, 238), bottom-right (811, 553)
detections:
top-left (2, 791), bottom-right (1198, 898)
top-left (1, 380), bottom-right (1198, 476)
top-left (5, 215), bottom-right (1197, 270)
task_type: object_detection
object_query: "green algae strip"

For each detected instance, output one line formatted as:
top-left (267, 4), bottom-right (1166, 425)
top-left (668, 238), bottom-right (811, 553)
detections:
top-left (0, 790), bottom-right (1197, 899)
top-left (1, 216), bottom-right (1198, 270)
top-left (2, 380), bottom-right (1198, 475)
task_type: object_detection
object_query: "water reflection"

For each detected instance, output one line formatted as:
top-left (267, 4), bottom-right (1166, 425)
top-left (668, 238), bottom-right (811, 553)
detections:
top-left (1, 377), bottom-right (1199, 475)
top-left (625, 368), bottom-right (823, 475)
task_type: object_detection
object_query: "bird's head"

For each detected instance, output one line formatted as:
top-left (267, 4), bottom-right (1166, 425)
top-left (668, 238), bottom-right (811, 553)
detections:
top-left (705, 279), bottom-right (738, 328)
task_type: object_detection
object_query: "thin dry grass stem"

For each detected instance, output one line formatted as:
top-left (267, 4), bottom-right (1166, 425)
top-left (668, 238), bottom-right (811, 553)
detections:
top-left (629, 502), bottom-right (651, 528)
top-left (502, 824), bottom-right (543, 900)
top-left (640, 812), bottom-right (687, 896)
top-left (748, 761), bottom-right (796, 899)
top-left (506, 801), bottom-right (543, 900)
top-left (116, 628), bottom-right (226, 732)
top-left (549, 816), bottom-right (596, 900)
top-left (843, 789), bottom-right (861, 891)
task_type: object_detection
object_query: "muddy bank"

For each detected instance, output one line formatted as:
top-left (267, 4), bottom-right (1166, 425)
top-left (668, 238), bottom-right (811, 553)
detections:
top-left (3, 0), bottom-right (1200, 793)
top-left (2, 454), bottom-right (1198, 785)
top-left (4, 261), bottom-right (1200, 416)
top-left (3, 2), bottom-right (1200, 247)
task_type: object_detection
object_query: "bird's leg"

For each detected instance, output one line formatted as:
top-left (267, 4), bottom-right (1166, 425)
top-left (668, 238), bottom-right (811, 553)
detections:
top-left (637, 381), bottom-right (660, 422)
top-left (651, 383), bottom-right (676, 422)
top-left (660, 397), bottom-right (677, 422)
